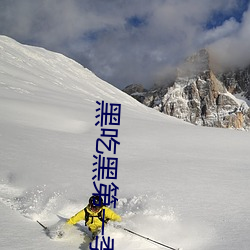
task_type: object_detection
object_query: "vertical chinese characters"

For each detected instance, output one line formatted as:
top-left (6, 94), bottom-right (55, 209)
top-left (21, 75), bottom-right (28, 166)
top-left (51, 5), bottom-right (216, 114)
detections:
top-left (90, 100), bottom-right (121, 250)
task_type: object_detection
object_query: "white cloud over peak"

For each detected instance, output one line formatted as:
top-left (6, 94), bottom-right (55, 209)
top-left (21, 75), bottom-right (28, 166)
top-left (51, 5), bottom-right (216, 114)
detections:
top-left (209, 5), bottom-right (250, 68)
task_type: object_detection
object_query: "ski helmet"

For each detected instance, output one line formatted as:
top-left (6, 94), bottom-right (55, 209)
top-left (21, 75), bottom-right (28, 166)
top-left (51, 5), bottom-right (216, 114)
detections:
top-left (89, 195), bottom-right (103, 210)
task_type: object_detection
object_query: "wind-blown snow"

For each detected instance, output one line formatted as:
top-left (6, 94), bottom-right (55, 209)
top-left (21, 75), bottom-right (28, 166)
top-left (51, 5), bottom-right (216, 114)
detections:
top-left (0, 36), bottom-right (250, 250)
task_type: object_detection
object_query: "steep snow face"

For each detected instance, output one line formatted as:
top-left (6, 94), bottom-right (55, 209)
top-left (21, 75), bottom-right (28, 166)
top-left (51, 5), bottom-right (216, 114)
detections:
top-left (0, 35), bottom-right (144, 119)
top-left (0, 36), bottom-right (250, 250)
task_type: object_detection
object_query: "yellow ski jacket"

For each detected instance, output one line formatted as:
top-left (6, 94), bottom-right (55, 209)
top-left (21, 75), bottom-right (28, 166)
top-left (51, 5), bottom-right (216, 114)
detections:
top-left (67, 206), bottom-right (121, 233)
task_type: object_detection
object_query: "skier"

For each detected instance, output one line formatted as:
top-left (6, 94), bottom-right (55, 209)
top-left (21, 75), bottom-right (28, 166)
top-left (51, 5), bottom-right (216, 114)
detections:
top-left (66, 195), bottom-right (122, 238)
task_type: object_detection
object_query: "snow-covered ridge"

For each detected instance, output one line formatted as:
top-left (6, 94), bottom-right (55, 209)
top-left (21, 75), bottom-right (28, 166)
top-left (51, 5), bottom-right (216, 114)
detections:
top-left (0, 35), bottom-right (146, 108)
top-left (0, 35), bottom-right (158, 134)
top-left (0, 36), bottom-right (124, 99)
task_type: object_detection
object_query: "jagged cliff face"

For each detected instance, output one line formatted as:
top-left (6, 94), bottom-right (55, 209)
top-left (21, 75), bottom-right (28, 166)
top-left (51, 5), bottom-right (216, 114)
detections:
top-left (217, 66), bottom-right (250, 99)
top-left (124, 49), bottom-right (250, 130)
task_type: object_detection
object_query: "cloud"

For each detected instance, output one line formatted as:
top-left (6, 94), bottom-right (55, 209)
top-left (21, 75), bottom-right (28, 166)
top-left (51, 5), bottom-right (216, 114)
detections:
top-left (209, 4), bottom-right (250, 69)
top-left (200, 18), bottom-right (240, 45)
top-left (0, 0), bottom-right (249, 89)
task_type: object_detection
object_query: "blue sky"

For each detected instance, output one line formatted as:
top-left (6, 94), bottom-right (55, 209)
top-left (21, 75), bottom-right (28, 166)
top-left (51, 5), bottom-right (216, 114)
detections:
top-left (0, 0), bottom-right (249, 89)
top-left (205, 0), bottom-right (249, 28)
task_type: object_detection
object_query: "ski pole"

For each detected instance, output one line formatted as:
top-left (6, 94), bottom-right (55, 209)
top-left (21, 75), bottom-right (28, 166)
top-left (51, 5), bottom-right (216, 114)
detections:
top-left (122, 227), bottom-right (180, 250)
top-left (37, 220), bottom-right (48, 230)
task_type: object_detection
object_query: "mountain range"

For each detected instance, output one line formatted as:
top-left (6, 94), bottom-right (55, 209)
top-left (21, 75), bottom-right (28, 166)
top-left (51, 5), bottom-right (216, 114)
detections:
top-left (123, 49), bottom-right (250, 130)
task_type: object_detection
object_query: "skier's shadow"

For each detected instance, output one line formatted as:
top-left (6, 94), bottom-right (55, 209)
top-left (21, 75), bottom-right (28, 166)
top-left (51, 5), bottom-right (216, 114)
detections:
top-left (74, 224), bottom-right (92, 250)
top-left (57, 215), bottom-right (92, 250)
top-left (78, 236), bottom-right (91, 250)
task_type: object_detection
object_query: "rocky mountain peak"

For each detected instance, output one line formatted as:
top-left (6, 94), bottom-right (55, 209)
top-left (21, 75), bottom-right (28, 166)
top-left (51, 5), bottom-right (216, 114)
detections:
top-left (177, 49), bottom-right (210, 78)
top-left (123, 49), bottom-right (250, 130)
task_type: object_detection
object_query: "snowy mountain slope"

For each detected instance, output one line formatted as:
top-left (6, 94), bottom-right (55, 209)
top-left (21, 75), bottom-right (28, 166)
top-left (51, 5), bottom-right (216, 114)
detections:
top-left (0, 36), bottom-right (250, 250)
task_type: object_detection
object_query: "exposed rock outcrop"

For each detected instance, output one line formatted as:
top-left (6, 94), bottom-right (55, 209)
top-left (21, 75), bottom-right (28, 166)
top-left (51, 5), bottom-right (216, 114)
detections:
top-left (123, 49), bottom-right (250, 130)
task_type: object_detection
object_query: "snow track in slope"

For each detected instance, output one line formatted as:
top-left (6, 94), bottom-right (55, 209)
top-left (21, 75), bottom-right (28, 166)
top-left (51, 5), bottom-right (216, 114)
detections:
top-left (0, 182), bottom-right (208, 250)
top-left (0, 180), bottom-right (66, 222)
